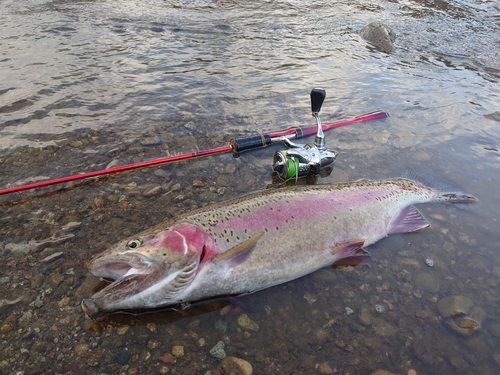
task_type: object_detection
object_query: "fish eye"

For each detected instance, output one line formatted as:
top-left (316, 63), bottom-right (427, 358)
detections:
top-left (126, 239), bottom-right (142, 249)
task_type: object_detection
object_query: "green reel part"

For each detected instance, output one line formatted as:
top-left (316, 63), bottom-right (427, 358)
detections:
top-left (273, 150), bottom-right (299, 180)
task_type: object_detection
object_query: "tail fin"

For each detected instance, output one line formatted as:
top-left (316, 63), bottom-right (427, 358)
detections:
top-left (401, 169), bottom-right (477, 203)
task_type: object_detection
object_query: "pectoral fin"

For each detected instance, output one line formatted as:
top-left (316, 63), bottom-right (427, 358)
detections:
top-left (332, 240), bottom-right (372, 269)
top-left (211, 232), bottom-right (264, 266)
top-left (388, 206), bottom-right (429, 235)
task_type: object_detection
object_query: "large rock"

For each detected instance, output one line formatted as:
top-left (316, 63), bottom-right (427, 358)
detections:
top-left (359, 21), bottom-right (396, 53)
top-left (437, 295), bottom-right (486, 336)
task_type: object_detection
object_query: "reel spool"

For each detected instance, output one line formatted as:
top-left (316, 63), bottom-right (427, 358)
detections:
top-left (272, 88), bottom-right (337, 181)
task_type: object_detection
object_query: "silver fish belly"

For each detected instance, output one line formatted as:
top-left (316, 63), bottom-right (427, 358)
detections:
top-left (81, 175), bottom-right (476, 318)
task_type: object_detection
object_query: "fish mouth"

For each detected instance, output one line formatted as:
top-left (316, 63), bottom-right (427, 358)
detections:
top-left (88, 253), bottom-right (152, 280)
top-left (82, 253), bottom-right (159, 319)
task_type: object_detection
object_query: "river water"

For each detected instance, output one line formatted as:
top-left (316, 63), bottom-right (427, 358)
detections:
top-left (1, 0), bottom-right (500, 374)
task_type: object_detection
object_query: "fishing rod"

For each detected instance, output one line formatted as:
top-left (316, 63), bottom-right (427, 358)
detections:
top-left (0, 101), bottom-right (387, 196)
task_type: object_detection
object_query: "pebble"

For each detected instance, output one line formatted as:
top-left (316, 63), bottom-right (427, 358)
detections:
top-left (159, 353), bottom-right (176, 364)
top-left (359, 307), bottom-right (372, 326)
top-left (398, 258), bottom-right (421, 268)
top-left (221, 356), bottom-right (253, 375)
top-left (148, 340), bottom-right (162, 350)
top-left (18, 311), bottom-right (32, 328)
top-left (154, 169), bottom-right (170, 179)
top-left (215, 319), bottom-right (228, 334)
top-left (303, 293), bottom-right (317, 305)
top-left (225, 163), bottom-right (237, 174)
top-left (412, 150), bottom-right (432, 161)
top-left (139, 136), bottom-right (162, 146)
top-left (5, 243), bottom-right (30, 258)
top-left (209, 340), bottom-right (226, 359)
top-left (115, 350), bottom-right (131, 365)
top-left (117, 325), bottom-right (130, 335)
top-left (143, 185), bottom-right (162, 197)
top-left (1, 315), bottom-right (16, 333)
top-left (172, 345), bottom-right (184, 358)
top-left (412, 272), bottom-right (440, 293)
top-left (371, 371), bottom-right (399, 375)
top-left (237, 314), bottom-right (260, 332)
top-left (425, 258), bottom-right (434, 267)
top-left (74, 343), bottom-right (90, 357)
top-left (316, 362), bottom-right (334, 374)
top-left (70, 140), bottom-right (83, 148)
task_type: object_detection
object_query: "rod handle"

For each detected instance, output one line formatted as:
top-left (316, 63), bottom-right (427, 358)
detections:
top-left (230, 134), bottom-right (272, 153)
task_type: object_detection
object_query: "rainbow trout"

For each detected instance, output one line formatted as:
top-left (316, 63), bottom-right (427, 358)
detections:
top-left (81, 173), bottom-right (476, 318)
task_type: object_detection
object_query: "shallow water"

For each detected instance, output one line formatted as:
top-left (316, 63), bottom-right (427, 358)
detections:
top-left (1, 0), bottom-right (500, 374)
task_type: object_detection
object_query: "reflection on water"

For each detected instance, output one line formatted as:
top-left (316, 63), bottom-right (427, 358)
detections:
top-left (1, 0), bottom-right (500, 374)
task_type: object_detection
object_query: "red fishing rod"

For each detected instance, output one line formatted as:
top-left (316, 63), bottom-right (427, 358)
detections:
top-left (0, 110), bottom-right (388, 196)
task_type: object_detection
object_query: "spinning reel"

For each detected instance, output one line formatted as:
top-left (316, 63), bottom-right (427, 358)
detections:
top-left (272, 88), bottom-right (337, 181)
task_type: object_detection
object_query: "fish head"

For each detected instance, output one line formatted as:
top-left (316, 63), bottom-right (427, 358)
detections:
top-left (81, 222), bottom-right (219, 318)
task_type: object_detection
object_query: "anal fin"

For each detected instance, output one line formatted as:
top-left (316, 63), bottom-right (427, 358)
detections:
top-left (332, 240), bottom-right (372, 269)
top-left (388, 206), bottom-right (429, 235)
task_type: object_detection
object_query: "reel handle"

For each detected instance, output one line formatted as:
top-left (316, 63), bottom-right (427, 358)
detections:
top-left (310, 88), bottom-right (326, 114)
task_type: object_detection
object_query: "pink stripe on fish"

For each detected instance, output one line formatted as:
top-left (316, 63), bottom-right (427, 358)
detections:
top-left (213, 186), bottom-right (395, 231)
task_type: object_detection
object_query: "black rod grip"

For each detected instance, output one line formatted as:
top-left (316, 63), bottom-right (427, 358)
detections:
top-left (310, 88), bottom-right (326, 114)
top-left (230, 134), bottom-right (272, 153)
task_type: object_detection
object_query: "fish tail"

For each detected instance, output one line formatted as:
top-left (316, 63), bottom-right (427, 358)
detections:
top-left (401, 168), bottom-right (477, 203)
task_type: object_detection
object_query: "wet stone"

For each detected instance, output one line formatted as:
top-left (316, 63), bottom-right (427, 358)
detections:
top-left (437, 295), bottom-right (474, 318)
top-left (237, 313), bottom-right (260, 332)
top-left (48, 272), bottom-right (65, 287)
top-left (1, 314), bottom-right (17, 333)
top-left (172, 345), bottom-right (184, 358)
top-left (221, 356), bottom-right (253, 375)
top-left (225, 163), bottom-right (237, 174)
top-left (31, 273), bottom-right (44, 289)
top-left (154, 169), bottom-right (170, 179)
top-left (209, 340), bottom-right (226, 359)
top-left (74, 343), bottom-right (90, 357)
top-left (373, 319), bottom-right (398, 337)
top-left (139, 136), bottom-right (162, 146)
top-left (437, 295), bottom-right (486, 336)
top-left (359, 307), bottom-right (372, 326)
top-left (5, 243), bottom-right (30, 258)
top-left (412, 272), bottom-right (440, 293)
top-left (215, 319), bottom-right (227, 334)
top-left (115, 350), bottom-right (131, 365)
top-left (159, 353), bottom-right (176, 364)
top-left (317, 362), bottom-right (334, 374)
